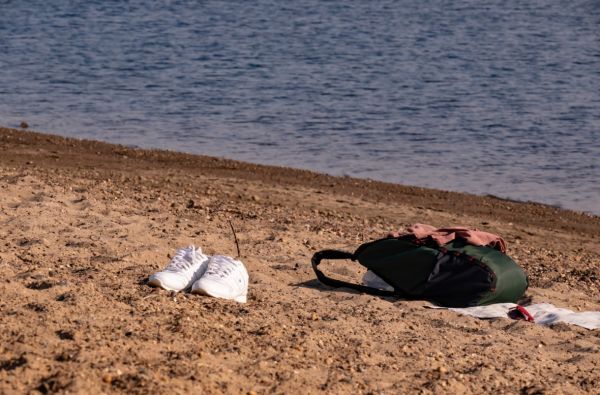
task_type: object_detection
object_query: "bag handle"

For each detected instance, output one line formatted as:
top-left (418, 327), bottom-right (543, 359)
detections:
top-left (311, 250), bottom-right (398, 297)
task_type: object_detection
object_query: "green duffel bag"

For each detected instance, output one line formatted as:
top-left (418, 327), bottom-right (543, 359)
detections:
top-left (311, 236), bottom-right (528, 307)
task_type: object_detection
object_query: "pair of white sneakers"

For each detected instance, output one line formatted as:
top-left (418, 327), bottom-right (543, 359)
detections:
top-left (148, 246), bottom-right (249, 303)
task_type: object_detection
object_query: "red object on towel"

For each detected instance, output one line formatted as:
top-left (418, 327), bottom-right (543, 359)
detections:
top-left (508, 305), bottom-right (535, 322)
top-left (388, 223), bottom-right (507, 253)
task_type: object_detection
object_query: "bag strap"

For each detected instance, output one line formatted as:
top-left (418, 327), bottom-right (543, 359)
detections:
top-left (311, 249), bottom-right (399, 297)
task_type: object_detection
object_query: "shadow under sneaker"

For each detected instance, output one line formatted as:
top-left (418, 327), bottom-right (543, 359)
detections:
top-left (191, 255), bottom-right (249, 303)
top-left (148, 246), bottom-right (209, 292)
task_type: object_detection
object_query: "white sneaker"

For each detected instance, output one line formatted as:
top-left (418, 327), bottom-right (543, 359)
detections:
top-left (148, 246), bottom-right (209, 292)
top-left (191, 255), bottom-right (249, 303)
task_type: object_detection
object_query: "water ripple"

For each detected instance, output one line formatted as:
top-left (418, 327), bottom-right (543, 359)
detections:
top-left (1, 0), bottom-right (599, 214)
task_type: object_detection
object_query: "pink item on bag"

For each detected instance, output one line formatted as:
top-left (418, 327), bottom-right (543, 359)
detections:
top-left (388, 223), bottom-right (507, 253)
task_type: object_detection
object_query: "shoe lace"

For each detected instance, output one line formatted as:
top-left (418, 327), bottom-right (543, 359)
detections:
top-left (205, 262), bottom-right (236, 278)
top-left (166, 247), bottom-right (196, 272)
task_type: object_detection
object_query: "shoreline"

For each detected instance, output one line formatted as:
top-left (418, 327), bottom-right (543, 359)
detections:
top-left (1, 126), bottom-right (599, 393)
top-left (2, 127), bottom-right (597, 232)
top-left (4, 123), bottom-right (597, 218)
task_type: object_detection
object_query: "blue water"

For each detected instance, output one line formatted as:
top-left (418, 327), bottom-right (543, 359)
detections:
top-left (1, 1), bottom-right (599, 215)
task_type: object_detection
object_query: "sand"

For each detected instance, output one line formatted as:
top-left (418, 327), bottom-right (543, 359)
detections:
top-left (0, 127), bottom-right (599, 394)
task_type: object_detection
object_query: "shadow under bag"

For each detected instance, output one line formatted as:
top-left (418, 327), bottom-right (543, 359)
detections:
top-left (311, 236), bottom-right (528, 307)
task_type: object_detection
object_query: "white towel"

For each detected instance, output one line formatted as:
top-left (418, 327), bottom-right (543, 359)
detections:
top-left (448, 303), bottom-right (600, 330)
top-left (362, 270), bottom-right (394, 292)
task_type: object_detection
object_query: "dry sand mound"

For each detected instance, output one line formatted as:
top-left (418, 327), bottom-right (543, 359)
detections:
top-left (1, 128), bottom-right (599, 394)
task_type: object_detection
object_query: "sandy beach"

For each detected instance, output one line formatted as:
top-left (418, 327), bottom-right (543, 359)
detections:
top-left (1, 127), bottom-right (599, 394)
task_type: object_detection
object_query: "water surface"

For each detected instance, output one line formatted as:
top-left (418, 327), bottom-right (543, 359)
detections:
top-left (1, 0), bottom-right (599, 214)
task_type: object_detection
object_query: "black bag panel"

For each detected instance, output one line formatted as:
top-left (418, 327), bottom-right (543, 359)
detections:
top-left (418, 253), bottom-right (493, 307)
top-left (358, 245), bottom-right (439, 294)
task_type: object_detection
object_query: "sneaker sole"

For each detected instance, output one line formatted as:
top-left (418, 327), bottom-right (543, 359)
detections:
top-left (191, 287), bottom-right (247, 303)
top-left (147, 278), bottom-right (183, 292)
